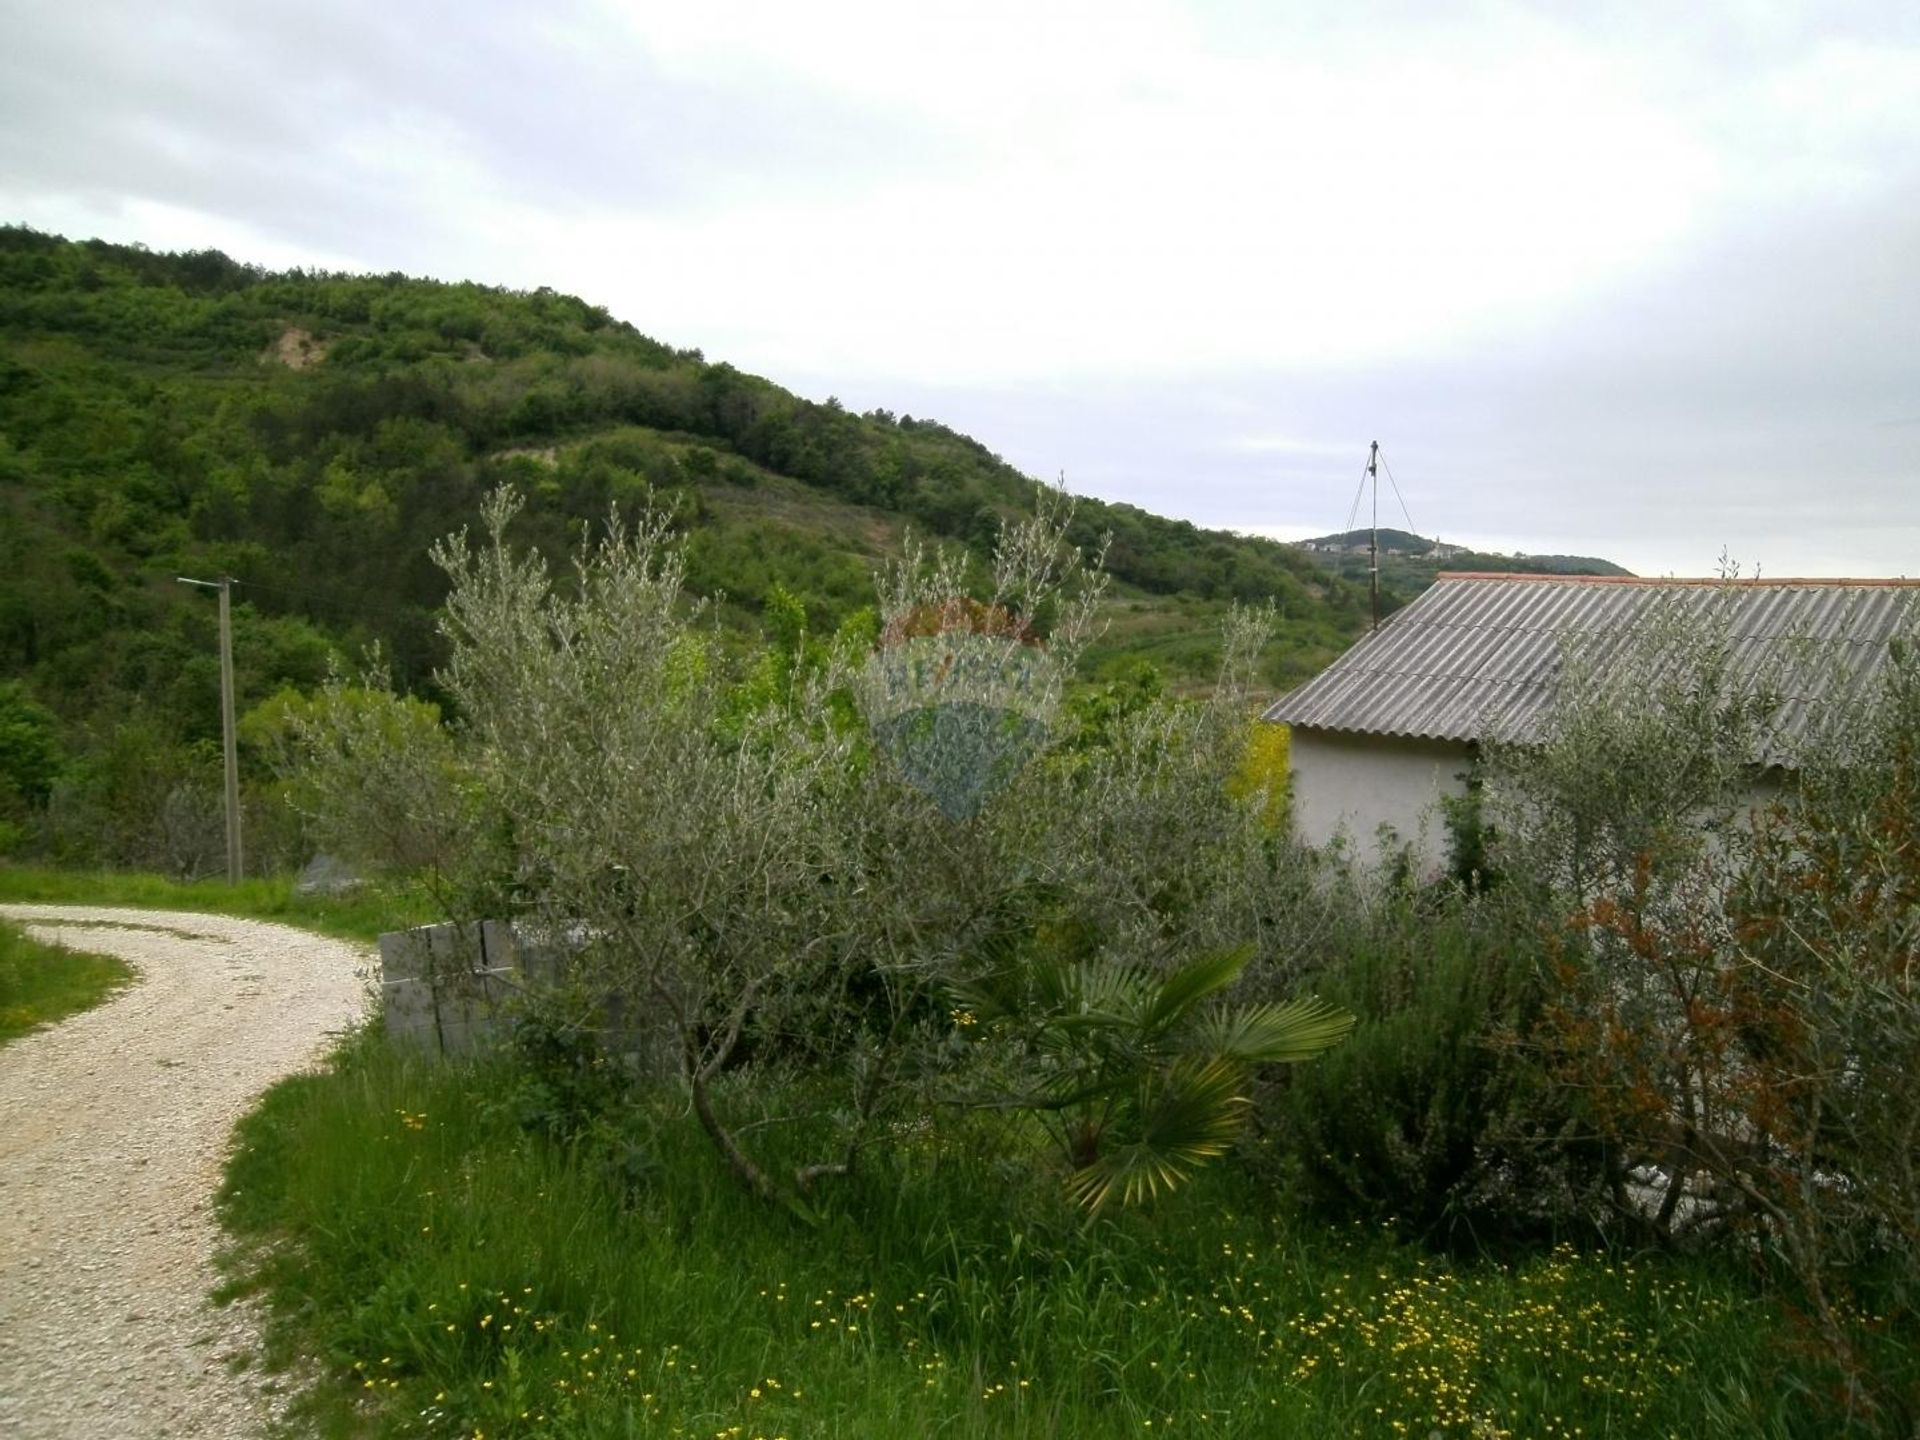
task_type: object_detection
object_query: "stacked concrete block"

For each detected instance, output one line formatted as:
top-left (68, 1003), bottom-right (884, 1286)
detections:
top-left (377, 920), bottom-right (523, 1056)
top-left (501, 920), bottom-right (575, 989)
top-left (375, 920), bottom-right (676, 1075)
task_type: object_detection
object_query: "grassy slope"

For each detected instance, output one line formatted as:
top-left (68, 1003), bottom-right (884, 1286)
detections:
top-left (496, 434), bottom-right (1345, 694)
top-left (219, 1033), bottom-right (1803, 1440)
top-left (0, 916), bottom-right (132, 1042)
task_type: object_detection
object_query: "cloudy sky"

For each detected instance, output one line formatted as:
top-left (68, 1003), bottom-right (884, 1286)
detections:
top-left (4, 0), bottom-right (1917, 575)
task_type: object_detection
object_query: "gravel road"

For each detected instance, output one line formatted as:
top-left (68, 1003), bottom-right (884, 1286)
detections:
top-left (0, 906), bottom-right (370, 1439)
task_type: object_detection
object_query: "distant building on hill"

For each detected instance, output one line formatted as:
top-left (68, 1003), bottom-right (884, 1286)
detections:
top-left (1262, 573), bottom-right (1920, 874)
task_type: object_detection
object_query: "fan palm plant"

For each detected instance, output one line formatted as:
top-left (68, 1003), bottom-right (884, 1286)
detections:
top-left (952, 943), bottom-right (1353, 1214)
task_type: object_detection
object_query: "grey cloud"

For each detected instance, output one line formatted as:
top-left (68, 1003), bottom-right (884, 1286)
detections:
top-left (3, 0), bottom-right (1914, 577)
top-left (826, 175), bottom-right (1920, 579)
top-left (0, 0), bottom-right (947, 258)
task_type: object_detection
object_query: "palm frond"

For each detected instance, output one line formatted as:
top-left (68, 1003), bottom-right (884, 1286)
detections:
top-left (1142, 944), bottom-right (1255, 1033)
top-left (946, 881), bottom-right (1076, 1023)
top-left (1066, 1056), bottom-right (1249, 1214)
top-left (1186, 995), bottom-right (1356, 1064)
top-left (1024, 952), bottom-right (1080, 1012)
top-left (1026, 1068), bottom-right (1132, 1113)
top-left (946, 973), bottom-right (1018, 1026)
top-left (1054, 959), bottom-right (1152, 1028)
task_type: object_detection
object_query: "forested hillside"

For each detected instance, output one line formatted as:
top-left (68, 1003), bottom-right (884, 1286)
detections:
top-left (0, 227), bottom-right (1372, 871)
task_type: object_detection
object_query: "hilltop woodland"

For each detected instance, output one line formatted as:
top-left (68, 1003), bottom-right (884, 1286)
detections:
top-left (0, 227), bottom-right (1368, 871)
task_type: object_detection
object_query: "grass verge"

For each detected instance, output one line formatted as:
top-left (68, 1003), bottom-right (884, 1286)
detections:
top-left (219, 1030), bottom-right (1812, 1439)
top-left (0, 865), bottom-right (437, 944)
top-left (0, 916), bottom-right (134, 1043)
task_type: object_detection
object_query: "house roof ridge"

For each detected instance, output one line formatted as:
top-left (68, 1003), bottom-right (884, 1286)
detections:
top-left (1435, 572), bottom-right (1920, 587)
top-left (1266, 574), bottom-right (1919, 746)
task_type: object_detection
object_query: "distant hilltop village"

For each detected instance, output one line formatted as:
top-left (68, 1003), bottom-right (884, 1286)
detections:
top-left (1297, 528), bottom-right (1471, 559)
top-left (1292, 528), bottom-right (1631, 578)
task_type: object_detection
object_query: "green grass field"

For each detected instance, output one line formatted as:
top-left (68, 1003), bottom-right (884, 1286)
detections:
top-left (218, 1031), bottom-right (1808, 1439)
top-left (0, 917), bottom-right (132, 1044)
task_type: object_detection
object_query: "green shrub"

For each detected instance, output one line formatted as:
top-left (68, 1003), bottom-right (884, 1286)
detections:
top-left (495, 996), bottom-right (636, 1145)
top-left (1470, 590), bottom-right (1920, 1431)
top-left (1253, 890), bottom-right (1590, 1246)
top-left (294, 490), bottom-right (1328, 1217)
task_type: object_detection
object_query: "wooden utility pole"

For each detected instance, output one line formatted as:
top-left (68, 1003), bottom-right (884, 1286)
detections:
top-left (177, 575), bottom-right (243, 882)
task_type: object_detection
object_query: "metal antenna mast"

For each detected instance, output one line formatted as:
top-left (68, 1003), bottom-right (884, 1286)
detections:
top-left (1367, 440), bottom-right (1380, 632)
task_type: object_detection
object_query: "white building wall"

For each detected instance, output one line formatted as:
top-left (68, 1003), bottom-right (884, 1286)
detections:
top-left (1287, 727), bottom-right (1474, 875)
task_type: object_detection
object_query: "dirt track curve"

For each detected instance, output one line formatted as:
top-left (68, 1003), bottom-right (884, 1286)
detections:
top-left (0, 906), bottom-right (369, 1439)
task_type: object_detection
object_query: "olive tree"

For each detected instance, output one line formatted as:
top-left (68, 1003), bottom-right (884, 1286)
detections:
top-left (432, 488), bottom-right (873, 1206)
top-left (297, 487), bottom-right (1347, 1214)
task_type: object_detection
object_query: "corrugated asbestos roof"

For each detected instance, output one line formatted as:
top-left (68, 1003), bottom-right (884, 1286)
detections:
top-left (1262, 574), bottom-right (1920, 749)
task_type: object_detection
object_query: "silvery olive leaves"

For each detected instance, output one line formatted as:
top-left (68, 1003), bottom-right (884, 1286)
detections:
top-left (297, 486), bottom-right (1352, 1217)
